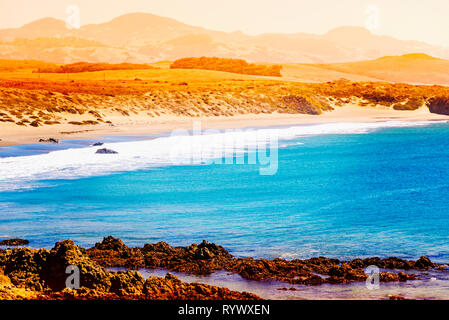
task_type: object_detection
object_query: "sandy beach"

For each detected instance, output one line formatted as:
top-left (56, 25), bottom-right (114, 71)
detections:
top-left (1, 105), bottom-right (448, 147)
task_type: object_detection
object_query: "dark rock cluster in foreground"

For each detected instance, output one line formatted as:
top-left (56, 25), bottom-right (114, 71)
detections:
top-left (0, 239), bottom-right (259, 300)
top-left (0, 236), bottom-right (446, 300)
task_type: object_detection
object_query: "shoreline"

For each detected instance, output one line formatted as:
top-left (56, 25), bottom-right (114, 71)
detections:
top-left (1, 105), bottom-right (449, 148)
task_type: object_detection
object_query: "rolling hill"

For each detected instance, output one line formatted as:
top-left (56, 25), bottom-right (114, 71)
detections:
top-left (0, 13), bottom-right (449, 64)
top-left (306, 53), bottom-right (449, 85)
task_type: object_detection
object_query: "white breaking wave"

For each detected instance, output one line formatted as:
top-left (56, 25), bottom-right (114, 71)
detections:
top-left (0, 121), bottom-right (443, 191)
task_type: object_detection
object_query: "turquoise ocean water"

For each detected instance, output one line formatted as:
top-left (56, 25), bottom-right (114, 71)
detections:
top-left (1, 121), bottom-right (449, 265)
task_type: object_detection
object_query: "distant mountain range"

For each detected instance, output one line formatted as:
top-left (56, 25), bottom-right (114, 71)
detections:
top-left (1, 12), bottom-right (449, 64)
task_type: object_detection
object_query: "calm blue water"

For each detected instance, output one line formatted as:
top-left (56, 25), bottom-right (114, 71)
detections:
top-left (1, 123), bottom-right (449, 263)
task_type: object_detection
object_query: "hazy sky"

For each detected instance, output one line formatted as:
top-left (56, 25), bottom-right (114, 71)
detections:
top-left (1, 0), bottom-right (448, 47)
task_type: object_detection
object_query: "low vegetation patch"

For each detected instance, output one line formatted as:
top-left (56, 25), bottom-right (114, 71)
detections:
top-left (393, 97), bottom-right (424, 110)
top-left (281, 96), bottom-right (322, 115)
top-left (170, 57), bottom-right (282, 77)
top-left (34, 62), bottom-right (157, 73)
top-left (1, 76), bottom-right (449, 127)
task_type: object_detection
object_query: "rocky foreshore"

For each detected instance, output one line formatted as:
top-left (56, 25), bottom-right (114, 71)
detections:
top-left (0, 236), bottom-right (446, 300)
top-left (87, 236), bottom-right (442, 285)
top-left (0, 239), bottom-right (259, 300)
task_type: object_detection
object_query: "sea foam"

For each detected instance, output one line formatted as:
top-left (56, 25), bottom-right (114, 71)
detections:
top-left (0, 121), bottom-right (442, 191)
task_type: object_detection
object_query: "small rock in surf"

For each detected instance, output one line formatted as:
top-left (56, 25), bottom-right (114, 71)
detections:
top-left (96, 148), bottom-right (118, 154)
top-left (39, 138), bottom-right (59, 144)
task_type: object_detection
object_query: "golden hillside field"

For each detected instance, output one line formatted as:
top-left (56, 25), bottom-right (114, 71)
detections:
top-left (305, 54), bottom-right (449, 85)
top-left (0, 56), bottom-right (449, 130)
top-left (280, 64), bottom-right (380, 83)
top-left (0, 71), bottom-right (448, 128)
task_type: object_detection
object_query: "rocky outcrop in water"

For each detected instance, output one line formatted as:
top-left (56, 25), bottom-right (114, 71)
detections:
top-left (41, 240), bottom-right (112, 292)
top-left (88, 236), bottom-right (440, 286)
top-left (0, 239), bottom-right (260, 300)
top-left (0, 236), bottom-right (445, 300)
top-left (95, 148), bottom-right (118, 154)
top-left (414, 256), bottom-right (435, 269)
top-left (88, 236), bottom-right (145, 269)
top-left (0, 239), bottom-right (29, 246)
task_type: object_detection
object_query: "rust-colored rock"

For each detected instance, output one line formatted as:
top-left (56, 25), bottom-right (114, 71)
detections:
top-left (388, 295), bottom-right (414, 300)
top-left (143, 273), bottom-right (259, 300)
top-left (0, 237), bottom-right (441, 300)
top-left (0, 239), bottom-right (30, 246)
top-left (414, 256), bottom-right (435, 270)
top-left (0, 238), bottom-right (262, 300)
top-left (348, 257), bottom-right (414, 270)
top-left (3, 247), bottom-right (48, 291)
top-left (86, 237), bottom-right (441, 287)
top-left (41, 239), bottom-right (111, 292)
top-left (109, 271), bottom-right (145, 296)
top-left (87, 236), bottom-right (145, 269)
